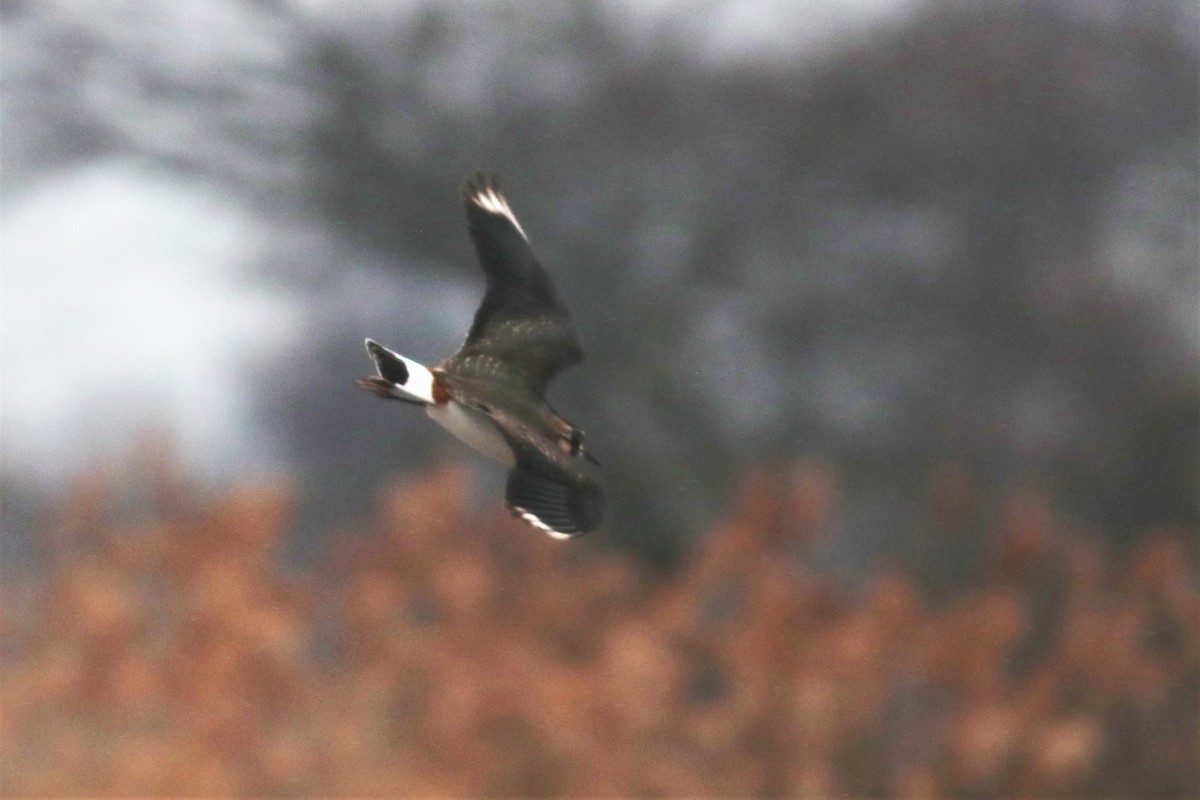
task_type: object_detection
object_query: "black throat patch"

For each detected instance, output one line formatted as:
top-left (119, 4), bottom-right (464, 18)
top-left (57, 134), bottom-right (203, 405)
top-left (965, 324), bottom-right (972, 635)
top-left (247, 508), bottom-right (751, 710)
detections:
top-left (367, 340), bottom-right (410, 386)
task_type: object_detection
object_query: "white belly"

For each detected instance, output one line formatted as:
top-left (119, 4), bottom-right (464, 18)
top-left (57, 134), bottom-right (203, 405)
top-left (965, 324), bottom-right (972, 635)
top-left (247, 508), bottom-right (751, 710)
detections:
top-left (427, 402), bottom-right (515, 466)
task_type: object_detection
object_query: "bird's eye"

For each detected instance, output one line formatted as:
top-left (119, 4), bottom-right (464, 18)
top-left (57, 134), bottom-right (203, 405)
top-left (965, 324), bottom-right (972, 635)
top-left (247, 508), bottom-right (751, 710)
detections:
top-left (568, 429), bottom-right (584, 455)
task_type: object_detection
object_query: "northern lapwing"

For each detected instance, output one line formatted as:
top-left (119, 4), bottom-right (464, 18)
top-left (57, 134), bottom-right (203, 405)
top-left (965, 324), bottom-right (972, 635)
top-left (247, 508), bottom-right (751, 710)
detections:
top-left (357, 173), bottom-right (604, 538)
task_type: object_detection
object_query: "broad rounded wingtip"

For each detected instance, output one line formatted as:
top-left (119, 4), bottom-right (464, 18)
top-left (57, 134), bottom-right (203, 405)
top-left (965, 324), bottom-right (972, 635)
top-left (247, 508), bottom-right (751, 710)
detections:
top-left (462, 170), bottom-right (500, 202)
top-left (510, 506), bottom-right (580, 540)
top-left (462, 171), bottom-right (527, 238)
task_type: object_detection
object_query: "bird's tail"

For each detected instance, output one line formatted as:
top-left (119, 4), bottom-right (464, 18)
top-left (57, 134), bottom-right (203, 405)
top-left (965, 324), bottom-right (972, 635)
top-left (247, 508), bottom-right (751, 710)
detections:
top-left (357, 339), bottom-right (437, 404)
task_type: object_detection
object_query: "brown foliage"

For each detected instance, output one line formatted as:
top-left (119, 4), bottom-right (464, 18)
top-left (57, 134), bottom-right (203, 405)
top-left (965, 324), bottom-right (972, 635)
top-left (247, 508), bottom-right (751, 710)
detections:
top-left (1, 462), bottom-right (1197, 797)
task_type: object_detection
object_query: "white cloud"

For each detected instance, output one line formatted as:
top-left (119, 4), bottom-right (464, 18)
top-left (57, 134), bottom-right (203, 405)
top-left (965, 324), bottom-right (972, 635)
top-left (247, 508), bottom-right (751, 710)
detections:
top-left (1, 160), bottom-right (300, 484)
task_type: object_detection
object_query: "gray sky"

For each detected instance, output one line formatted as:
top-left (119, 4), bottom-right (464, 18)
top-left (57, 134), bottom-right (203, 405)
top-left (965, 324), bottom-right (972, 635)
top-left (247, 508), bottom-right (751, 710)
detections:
top-left (1, 0), bottom-right (920, 488)
top-left (1, 162), bottom-right (298, 482)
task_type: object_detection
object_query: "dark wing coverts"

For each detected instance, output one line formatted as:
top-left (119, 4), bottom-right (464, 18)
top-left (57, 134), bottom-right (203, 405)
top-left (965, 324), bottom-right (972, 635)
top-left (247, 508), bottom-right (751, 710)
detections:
top-left (491, 406), bottom-right (605, 538)
top-left (456, 172), bottom-right (583, 395)
top-left (506, 456), bottom-right (605, 538)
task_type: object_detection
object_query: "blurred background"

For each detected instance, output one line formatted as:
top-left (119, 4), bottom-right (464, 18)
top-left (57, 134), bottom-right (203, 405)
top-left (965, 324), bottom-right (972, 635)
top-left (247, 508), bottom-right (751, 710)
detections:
top-left (2, 0), bottom-right (1197, 795)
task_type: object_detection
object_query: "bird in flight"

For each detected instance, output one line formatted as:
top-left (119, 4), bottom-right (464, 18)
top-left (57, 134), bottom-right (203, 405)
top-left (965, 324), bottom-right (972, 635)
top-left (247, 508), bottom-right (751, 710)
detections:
top-left (357, 173), bottom-right (604, 538)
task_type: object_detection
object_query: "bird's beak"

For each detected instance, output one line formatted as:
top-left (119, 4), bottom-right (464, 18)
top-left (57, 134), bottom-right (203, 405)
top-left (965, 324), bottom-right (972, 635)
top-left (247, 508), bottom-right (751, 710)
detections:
top-left (356, 376), bottom-right (396, 398)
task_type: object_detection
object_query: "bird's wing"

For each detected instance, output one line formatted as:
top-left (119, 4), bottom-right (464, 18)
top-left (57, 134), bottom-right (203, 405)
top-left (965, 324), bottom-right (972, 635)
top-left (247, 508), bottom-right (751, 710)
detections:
top-left (455, 172), bottom-right (583, 395)
top-left (504, 448), bottom-right (605, 538)
top-left (443, 376), bottom-right (604, 537)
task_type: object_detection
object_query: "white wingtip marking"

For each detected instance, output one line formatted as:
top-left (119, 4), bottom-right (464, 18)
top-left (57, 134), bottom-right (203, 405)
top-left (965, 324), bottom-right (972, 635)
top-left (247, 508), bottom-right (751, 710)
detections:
top-left (470, 186), bottom-right (528, 239)
top-left (514, 507), bottom-right (572, 539)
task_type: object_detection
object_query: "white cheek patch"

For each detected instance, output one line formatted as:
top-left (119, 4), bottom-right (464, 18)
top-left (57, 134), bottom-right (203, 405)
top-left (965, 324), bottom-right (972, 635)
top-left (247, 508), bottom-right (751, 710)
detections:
top-left (365, 339), bottom-right (436, 404)
top-left (469, 186), bottom-right (528, 240)
top-left (388, 356), bottom-right (434, 403)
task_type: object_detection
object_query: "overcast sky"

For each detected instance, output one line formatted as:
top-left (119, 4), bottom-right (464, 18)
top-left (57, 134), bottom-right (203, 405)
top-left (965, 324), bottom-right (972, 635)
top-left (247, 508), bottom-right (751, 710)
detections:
top-left (1, 0), bottom-right (922, 489)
